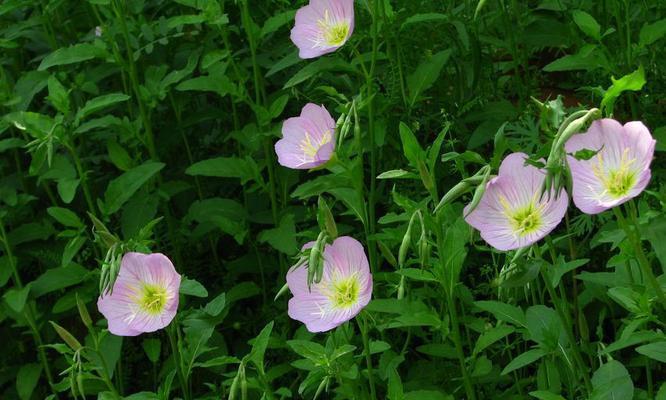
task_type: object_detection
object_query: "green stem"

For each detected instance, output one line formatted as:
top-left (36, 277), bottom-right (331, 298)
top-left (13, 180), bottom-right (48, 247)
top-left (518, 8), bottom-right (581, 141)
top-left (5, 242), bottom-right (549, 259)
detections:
top-left (167, 323), bottom-right (190, 400)
top-left (433, 214), bottom-right (476, 400)
top-left (65, 141), bottom-right (97, 218)
top-left (364, 0), bottom-right (381, 274)
top-left (358, 314), bottom-right (377, 400)
top-left (114, 0), bottom-right (157, 160)
top-left (613, 205), bottom-right (666, 307)
top-left (535, 245), bottom-right (592, 394)
top-left (0, 219), bottom-right (59, 399)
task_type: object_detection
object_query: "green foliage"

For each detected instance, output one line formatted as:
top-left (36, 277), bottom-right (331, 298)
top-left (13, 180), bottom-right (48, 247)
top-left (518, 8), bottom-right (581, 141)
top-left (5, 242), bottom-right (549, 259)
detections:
top-left (1, 0), bottom-right (665, 399)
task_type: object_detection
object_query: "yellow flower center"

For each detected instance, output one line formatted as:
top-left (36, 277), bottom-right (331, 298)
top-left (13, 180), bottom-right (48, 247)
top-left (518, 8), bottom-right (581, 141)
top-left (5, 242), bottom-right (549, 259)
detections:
top-left (330, 275), bottom-right (360, 309)
top-left (592, 149), bottom-right (637, 199)
top-left (317, 10), bottom-right (349, 47)
top-left (300, 130), bottom-right (332, 159)
top-left (500, 195), bottom-right (544, 237)
top-left (139, 284), bottom-right (168, 314)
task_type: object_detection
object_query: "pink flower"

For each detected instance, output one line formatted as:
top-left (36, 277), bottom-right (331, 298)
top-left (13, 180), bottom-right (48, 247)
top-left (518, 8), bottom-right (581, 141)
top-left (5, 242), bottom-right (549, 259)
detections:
top-left (275, 103), bottom-right (336, 169)
top-left (565, 119), bottom-right (655, 214)
top-left (290, 0), bottom-right (354, 59)
top-left (97, 252), bottom-right (181, 336)
top-left (464, 153), bottom-right (569, 251)
top-left (287, 236), bottom-right (372, 333)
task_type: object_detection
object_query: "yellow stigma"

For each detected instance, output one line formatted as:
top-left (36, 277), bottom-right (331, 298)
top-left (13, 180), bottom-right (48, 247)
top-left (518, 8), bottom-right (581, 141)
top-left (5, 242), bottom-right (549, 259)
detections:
top-left (499, 195), bottom-right (544, 237)
top-left (592, 149), bottom-right (637, 199)
top-left (329, 275), bottom-right (360, 309)
top-left (138, 284), bottom-right (168, 314)
top-left (300, 130), bottom-right (332, 159)
top-left (317, 10), bottom-right (349, 47)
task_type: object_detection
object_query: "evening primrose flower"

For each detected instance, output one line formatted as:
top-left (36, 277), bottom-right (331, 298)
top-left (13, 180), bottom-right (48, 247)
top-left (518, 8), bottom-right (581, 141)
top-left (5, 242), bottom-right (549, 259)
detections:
top-left (97, 252), bottom-right (181, 336)
top-left (287, 236), bottom-right (372, 333)
top-left (565, 119), bottom-right (655, 214)
top-left (464, 153), bottom-right (569, 251)
top-left (275, 103), bottom-right (336, 169)
top-left (290, 0), bottom-right (354, 59)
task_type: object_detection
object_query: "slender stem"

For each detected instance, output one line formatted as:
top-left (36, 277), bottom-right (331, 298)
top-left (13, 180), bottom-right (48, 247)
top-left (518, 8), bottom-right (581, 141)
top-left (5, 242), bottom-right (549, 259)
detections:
top-left (65, 141), bottom-right (97, 218)
top-left (613, 206), bottom-right (666, 307)
top-left (114, 0), bottom-right (157, 160)
top-left (167, 323), bottom-right (190, 400)
top-left (0, 219), bottom-right (59, 399)
top-left (535, 245), bottom-right (592, 394)
top-left (365, 0), bottom-right (380, 274)
top-left (358, 314), bottom-right (377, 400)
top-left (433, 214), bottom-right (476, 400)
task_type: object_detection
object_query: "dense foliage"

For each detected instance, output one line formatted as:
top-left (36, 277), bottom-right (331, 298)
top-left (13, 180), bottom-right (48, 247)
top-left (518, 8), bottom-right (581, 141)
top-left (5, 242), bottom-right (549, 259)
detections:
top-left (1, 0), bottom-right (666, 399)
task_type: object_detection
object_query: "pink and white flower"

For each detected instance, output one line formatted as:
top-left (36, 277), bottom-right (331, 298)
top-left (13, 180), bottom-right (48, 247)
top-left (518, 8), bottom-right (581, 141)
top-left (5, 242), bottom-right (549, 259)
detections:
top-left (97, 252), bottom-right (181, 336)
top-left (290, 0), bottom-right (355, 59)
top-left (464, 152), bottom-right (569, 251)
top-left (287, 236), bottom-right (372, 333)
top-left (565, 119), bottom-right (655, 214)
top-left (275, 103), bottom-right (336, 169)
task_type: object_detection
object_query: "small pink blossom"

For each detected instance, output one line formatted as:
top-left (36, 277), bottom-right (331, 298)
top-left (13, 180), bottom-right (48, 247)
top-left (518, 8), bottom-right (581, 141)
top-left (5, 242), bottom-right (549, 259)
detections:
top-left (565, 119), bottom-right (655, 214)
top-left (290, 0), bottom-right (355, 59)
top-left (97, 252), bottom-right (181, 336)
top-left (287, 237), bottom-right (372, 333)
top-left (464, 153), bottom-right (569, 251)
top-left (275, 103), bottom-right (336, 170)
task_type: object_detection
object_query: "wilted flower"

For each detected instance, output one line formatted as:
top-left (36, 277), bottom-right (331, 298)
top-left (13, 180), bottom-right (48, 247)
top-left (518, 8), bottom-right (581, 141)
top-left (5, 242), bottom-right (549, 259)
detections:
top-left (464, 152), bottom-right (569, 251)
top-left (97, 252), bottom-right (181, 336)
top-left (275, 103), bottom-right (336, 169)
top-left (565, 119), bottom-right (655, 214)
top-left (290, 0), bottom-right (355, 59)
top-left (287, 236), bottom-right (372, 332)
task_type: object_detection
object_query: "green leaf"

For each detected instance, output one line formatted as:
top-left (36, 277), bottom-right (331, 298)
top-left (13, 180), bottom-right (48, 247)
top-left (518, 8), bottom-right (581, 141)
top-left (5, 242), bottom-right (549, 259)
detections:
top-left (529, 391), bottom-right (566, 400)
top-left (526, 305), bottom-right (563, 350)
top-left (406, 49), bottom-right (451, 107)
top-left (47, 75), bottom-right (70, 115)
top-left (0, 138), bottom-right (25, 153)
top-left (247, 321), bottom-right (274, 374)
top-left (398, 122), bottom-right (424, 166)
top-left (636, 341), bottom-right (666, 363)
top-left (102, 161), bottom-right (164, 215)
top-left (475, 300), bottom-right (527, 328)
top-left (258, 214), bottom-right (298, 255)
top-left (186, 198), bottom-right (247, 244)
top-left (543, 45), bottom-right (609, 72)
top-left (75, 93), bottom-right (130, 124)
top-left (639, 19), bottom-right (666, 48)
top-left (180, 277), bottom-right (208, 297)
top-left (572, 10), bottom-right (601, 40)
top-left (473, 325), bottom-right (515, 356)
top-left (601, 65), bottom-right (646, 115)
top-left (57, 178), bottom-right (79, 204)
top-left (3, 285), bottom-right (30, 312)
top-left (283, 57), bottom-right (357, 89)
top-left (260, 10), bottom-right (296, 39)
top-left (590, 361), bottom-right (634, 400)
top-left (47, 207), bottom-right (83, 228)
top-left (185, 157), bottom-right (256, 184)
top-left (501, 348), bottom-right (546, 375)
top-left (38, 43), bottom-right (106, 70)
top-left (107, 140), bottom-right (133, 171)
top-left (142, 338), bottom-right (161, 363)
top-left (287, 340), bottom-right (327, 364)
top-left (404, 390), bottom-right (453, 400)
top-left (204, 292), bottom-right (226, 316)
top-left (387, 367), bottom-right (404, 400)
top-left (401, 13), bottom-right (448, 30)
top-left (31, 264), bottom-right (89, 297)
top-left (16, 363), bottom-right (41, 400)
